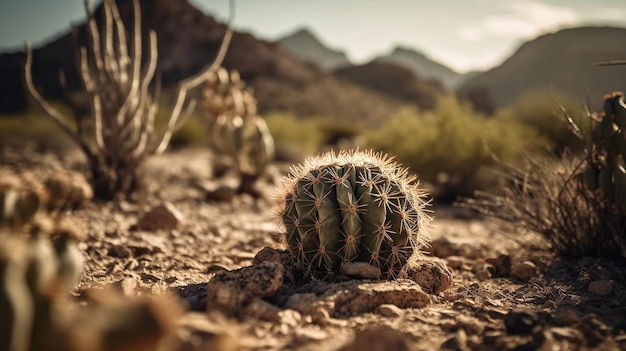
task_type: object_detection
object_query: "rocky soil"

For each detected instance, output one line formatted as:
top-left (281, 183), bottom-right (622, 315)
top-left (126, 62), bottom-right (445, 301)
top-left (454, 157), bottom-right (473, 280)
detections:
top-left (3, 146), bottom-right (626, 350)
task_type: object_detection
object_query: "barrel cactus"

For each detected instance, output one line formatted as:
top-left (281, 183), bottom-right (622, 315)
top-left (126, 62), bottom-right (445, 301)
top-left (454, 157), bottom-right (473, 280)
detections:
top-left (277, 150), bottom-right (431, 279)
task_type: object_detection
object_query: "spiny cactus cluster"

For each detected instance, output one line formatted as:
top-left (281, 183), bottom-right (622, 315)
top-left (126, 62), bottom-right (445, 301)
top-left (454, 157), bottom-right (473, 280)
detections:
top-left (1, 170), bottom-right (180, 351)
top-left (203, 68), bottom-right (275, 191)
top-left (582, 92), bottom-right (626, 213)
top-left (1, 169), bottom-right (93, 226)
top-left (277, 150), bottom-right (431, 279)
top-left (1, 171), bottom-right (86, 351)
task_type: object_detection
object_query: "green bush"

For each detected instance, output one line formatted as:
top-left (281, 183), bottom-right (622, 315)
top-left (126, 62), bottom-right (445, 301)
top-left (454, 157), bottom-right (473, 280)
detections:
top-left (0, 100), bottom-right (76, 150)
top-left (264, 112), bottom-right (326, 162)
top-left (366, 96), bottom-right (549, 201)
top-left (168, 114), bottom-right (210, 149)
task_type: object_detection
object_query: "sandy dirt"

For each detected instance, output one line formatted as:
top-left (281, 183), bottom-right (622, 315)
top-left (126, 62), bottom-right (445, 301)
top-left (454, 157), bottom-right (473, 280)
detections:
top-left (2, 146), bottom-right (626, 351)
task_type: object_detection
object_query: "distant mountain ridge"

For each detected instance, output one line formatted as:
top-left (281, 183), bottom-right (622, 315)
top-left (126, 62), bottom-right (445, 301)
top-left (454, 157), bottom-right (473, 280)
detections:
top-left (277, 28), bottom-right (350, 71)
top-left (374, 46), bottom-right (477, 90)
top-left (333, 61), bottom-right (445, 110)
top-left (458, 26), bottom-right (626, 111)
top-left (277, 29), bottom-right (478, 91)
top-left (0, 0), bottom-right (403, 125)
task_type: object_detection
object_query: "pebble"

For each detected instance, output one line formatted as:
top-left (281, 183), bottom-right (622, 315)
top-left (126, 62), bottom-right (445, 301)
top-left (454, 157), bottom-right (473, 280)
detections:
top-left (486, 254), bottom-right (511, 277)
top-left (588, 280), bottom-right (613, 297)
top-left (510, 261), bottom-right (536, 281)
top-left (136, 202), bottom-right (184, 231)
top-left (400, 259), bottom-right (453, 294)
top-left (472, 263), bottom-right (494, 281)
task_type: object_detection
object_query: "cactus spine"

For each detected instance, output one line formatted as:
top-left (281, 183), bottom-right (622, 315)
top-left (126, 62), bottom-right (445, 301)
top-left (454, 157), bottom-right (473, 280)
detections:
top-left (203, 68), bottom-right (275, 195)
top-left (277, 150), bottom-right (431, 279)
top-left (583, 92), bottom-right (626, 214)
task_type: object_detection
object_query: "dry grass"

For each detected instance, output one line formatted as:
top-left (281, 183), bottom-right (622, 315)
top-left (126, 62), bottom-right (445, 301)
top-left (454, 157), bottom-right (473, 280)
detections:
top-left (458, 152), bottom-right (626, 259)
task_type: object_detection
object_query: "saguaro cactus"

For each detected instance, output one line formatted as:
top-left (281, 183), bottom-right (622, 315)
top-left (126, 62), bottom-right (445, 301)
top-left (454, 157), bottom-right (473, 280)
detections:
top-left (277, 150), bottom-right (431, 279)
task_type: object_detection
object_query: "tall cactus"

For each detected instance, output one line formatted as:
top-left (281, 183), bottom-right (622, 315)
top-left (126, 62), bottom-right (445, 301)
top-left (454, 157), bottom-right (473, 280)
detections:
top-left (582, 92), bottom-right (626, 214)
top-left (277, 150), bottom-right (431, 279)
top-left (203, 68), bottom-right (275, 196)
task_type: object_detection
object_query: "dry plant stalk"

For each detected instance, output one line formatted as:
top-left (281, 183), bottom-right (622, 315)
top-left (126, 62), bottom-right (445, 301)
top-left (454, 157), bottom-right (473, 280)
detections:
top-left (459, 153), bottom-right (626, 258)
top-left (23, 0), bottom-right (234, 200)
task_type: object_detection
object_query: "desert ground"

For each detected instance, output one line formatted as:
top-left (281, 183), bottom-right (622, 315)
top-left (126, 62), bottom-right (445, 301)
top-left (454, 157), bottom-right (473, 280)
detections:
top-left (3, 145), bottom-right (626, 351)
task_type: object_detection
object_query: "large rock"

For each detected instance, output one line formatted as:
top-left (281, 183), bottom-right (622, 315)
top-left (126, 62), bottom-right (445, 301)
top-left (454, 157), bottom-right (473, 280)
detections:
top-left (205, 261), bottom-right (284, 318)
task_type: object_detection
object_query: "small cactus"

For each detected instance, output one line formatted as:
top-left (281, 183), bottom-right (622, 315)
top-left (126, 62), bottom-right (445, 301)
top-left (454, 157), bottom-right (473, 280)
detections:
top-left (203, 68), bottom-right (275, 195)
top-left (277, 150), bottom-right (431, 279)
top-left (583, 92), bottom-right (626, 214)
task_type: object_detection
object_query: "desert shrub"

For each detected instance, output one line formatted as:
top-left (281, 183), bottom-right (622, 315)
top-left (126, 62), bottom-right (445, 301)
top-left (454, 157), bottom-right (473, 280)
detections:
top-left (168, 114), bottom-right (209, 149)
top-left (317, 119), bottom-right (364, 147)
top-left (0, 101), bottom-right (76, 150)
top-left (264, 112), bottom-right (326, 161)
top-left (502, 89), bottom-right (590, 154)
top-left (458, 92), bottom-right (626, 259)
top-left (459, 153), bottom-right (625, 258)
top-left (366, 97), bottom-right (548, 201)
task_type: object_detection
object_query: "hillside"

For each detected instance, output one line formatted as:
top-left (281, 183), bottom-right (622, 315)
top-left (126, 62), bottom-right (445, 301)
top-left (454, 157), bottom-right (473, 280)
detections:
top-left (277, 28), bottom-right (350, 71)
top-left (458, 26), bottom-right (626, 111)
top-left (333, 61), bottom-right (445, 110)
top-left (0, 0), bottom-right (398, 126)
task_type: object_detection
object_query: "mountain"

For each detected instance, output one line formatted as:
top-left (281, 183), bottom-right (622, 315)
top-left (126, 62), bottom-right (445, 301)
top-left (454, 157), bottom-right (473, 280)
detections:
top-left (333, 61), bottom-right (445, 110)
top-left (458, 26), bottom-right (626, 112)
top-left (374, 46), bottom-right (472, 90)
top-left (277, 28), bottom-right (350, 71)
top-left (0, 0), bottom-right (399, 126)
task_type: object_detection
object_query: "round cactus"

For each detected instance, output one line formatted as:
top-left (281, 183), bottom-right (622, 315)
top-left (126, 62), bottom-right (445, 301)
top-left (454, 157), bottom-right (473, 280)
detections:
top-left (277, 150), bottom-right (431, 279)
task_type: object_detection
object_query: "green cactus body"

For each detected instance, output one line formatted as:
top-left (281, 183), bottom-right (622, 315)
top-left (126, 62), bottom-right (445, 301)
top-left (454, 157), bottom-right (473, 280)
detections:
top-left (278, 150), bottom-right (430, 279)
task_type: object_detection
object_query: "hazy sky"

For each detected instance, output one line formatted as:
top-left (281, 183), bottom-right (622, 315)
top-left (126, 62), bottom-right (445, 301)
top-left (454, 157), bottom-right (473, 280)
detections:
top-left (1, 0), bottom-right (625, 73)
